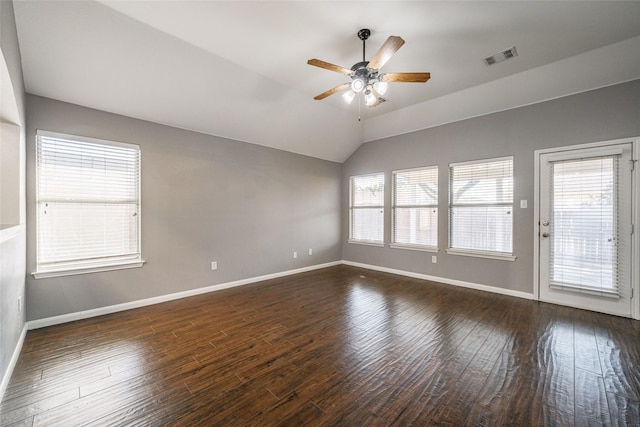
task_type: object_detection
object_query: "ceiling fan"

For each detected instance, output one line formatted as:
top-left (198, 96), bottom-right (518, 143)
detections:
top-left (308, 28), bottom-right (431, 108)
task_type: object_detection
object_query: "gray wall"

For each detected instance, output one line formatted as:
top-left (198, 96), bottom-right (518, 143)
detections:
top-left (25, 95), bottom-right (342, 321)
top-left (1, 0), bottom-right (27, 398)
top-left (342, 80), bottom-right (640, 294)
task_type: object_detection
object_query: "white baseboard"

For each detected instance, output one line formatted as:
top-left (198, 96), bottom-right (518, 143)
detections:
top-left (6, 259), bottom-right (532, 398)
top-left (26, 259), bottom-right (534, 331)
top-left (341, 260), bottom-right (535, 300)
top-left (0, 323), bottom-right (27, 404)
top-left (27, 261), bottom-right (342, 330)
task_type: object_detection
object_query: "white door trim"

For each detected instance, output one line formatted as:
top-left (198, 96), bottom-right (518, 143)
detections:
top-left (533, 137), bottom-right (640, 319)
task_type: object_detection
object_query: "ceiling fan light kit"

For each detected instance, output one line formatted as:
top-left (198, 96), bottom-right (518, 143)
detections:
top-left (342, 89), bottom-right (356, 104)
top-left (373, 80), bottom-right (388, 95)
top-left (351, 77), bottom-right (367, 93)
top-left (308, 28), bottom-right (430, 109)
top-left (364, 89), bottom-right (377, 106)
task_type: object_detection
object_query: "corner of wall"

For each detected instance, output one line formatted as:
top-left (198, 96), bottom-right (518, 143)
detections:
top-left (0, 0), bottom-right (28, 405)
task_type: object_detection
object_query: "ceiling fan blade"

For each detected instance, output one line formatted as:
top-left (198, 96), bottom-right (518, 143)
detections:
top-left (314, 83), bottom-right (350, 100)
top-left (380, 72), bottom-right (431, 83)
top-left (307, 59), bottom-right (352, 75)
top-left (367, 36), bottom-right (405, 70)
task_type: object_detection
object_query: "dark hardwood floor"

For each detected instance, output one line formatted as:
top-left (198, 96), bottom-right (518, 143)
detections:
top-left (1, 265), bottom-right (639, 426)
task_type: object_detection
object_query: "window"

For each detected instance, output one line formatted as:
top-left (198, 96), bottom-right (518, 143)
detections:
top-left (448, 156), bottom-right (514, 259)
top-left (349, 173), bottom-right (384, 244)
top-left (34, 131), bottom-right (143, 278)
top-left (550, 156), bottom-right (620, 293)
top-left (392, 166), bottom-right (438, 250)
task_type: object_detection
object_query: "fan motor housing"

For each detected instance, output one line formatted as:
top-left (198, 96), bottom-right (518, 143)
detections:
top-left (351, 61), bottom-right (378, 85)
top-left (351, 61), bottom-right (370, 76)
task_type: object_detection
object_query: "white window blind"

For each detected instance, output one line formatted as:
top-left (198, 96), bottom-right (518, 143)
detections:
top-left (449, 157), bottom-right (513, 255)
top-left (549, 156), bottom-right (619, 295)
top-left (350, 173), bottom-right (384, 244)
top-left (35, 131), bottom-right (142, 276)
top-left (392, 166), bottom-right (438, 249)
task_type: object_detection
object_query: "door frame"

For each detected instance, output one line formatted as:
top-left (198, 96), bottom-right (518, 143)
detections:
top-left (533, 137), bottom-right (640, 319)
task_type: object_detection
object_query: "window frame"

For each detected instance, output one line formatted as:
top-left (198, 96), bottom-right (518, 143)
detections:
top-left (348, 172), bottom-right (385, 246)
top-left (391, 166), bottom-right (438, 252)
top-left (446, 156), bottom-right (516, 261)
top-left (548, 153), bottom-right (621, 295)
top-left (33, 130), bottom-right (144, 279)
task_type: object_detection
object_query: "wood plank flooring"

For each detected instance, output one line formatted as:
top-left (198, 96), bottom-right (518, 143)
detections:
top-left (1, 265), bottom-right (639, 426)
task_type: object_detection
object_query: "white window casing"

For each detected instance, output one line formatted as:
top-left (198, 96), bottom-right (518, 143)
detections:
top-left (349, 172), bottom-right (385, 245)
top-left (447, 156), bottom-right (515, 260)
top-left (392, 166), bottom-right (438, 251)
top-left (33, 130), bottom-right (144, 278)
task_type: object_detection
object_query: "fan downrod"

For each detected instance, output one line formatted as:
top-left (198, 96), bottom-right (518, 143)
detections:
top-left (357, 28), bottom-right (371, 63)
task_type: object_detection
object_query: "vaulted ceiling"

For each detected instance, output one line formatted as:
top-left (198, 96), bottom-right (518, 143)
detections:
top-left (13, 1), bottom-right (640, 162)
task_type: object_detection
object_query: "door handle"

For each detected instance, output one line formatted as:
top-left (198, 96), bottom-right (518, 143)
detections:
top-left (542, 221), bottom-right (549, 226)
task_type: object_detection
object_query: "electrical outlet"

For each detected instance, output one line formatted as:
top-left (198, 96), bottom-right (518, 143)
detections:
top-left (431, 256), bottom-right (437, 264)
top-left (293, 251), bottom-right (297, 259)
top-left (210, 261), bottom-right (218, 270)
top-left (308, 248), bottom-right (313, 256)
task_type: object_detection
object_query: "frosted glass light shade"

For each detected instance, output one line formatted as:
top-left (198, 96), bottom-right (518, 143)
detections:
top-left (364, 89), bottom-right (376, 106)
top-left (373, 80), bottom-right (388, 95)
top-left (343, 90), bottom-right (356, 104)
top-left (351, 78), bottom-right (366, 93)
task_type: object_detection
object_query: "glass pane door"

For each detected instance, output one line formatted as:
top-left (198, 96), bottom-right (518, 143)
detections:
top-left (538, 142), bottom-right (633, 317)
top-left (550, 157), bottom-right (618, 294)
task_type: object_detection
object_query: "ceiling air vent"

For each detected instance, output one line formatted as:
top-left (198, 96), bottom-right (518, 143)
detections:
top-left (483, 46), bottom-right (518, 66)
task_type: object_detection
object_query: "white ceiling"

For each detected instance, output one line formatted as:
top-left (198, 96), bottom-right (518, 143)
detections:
top-left (12, 1), bottom-right (640, 162)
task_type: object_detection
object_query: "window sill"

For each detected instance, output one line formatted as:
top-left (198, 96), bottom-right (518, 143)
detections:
top-left (348, 239), bottom-right (385, 248)
top-left (389, 244), bottom-right (438, 253)
top-left (445, 248), bottom-right (516, 261)
top-left (32, 259), bottom-right (145, 279)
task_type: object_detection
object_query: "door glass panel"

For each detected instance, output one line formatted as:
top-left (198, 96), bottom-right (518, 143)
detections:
top-left (550, 156), bottom-right (618, 293)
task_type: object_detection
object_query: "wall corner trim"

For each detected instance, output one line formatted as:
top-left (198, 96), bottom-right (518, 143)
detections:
top-left (341, 260), bottom-right (535, 301)
top-left (0, 323), bottom-right (28, 404)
